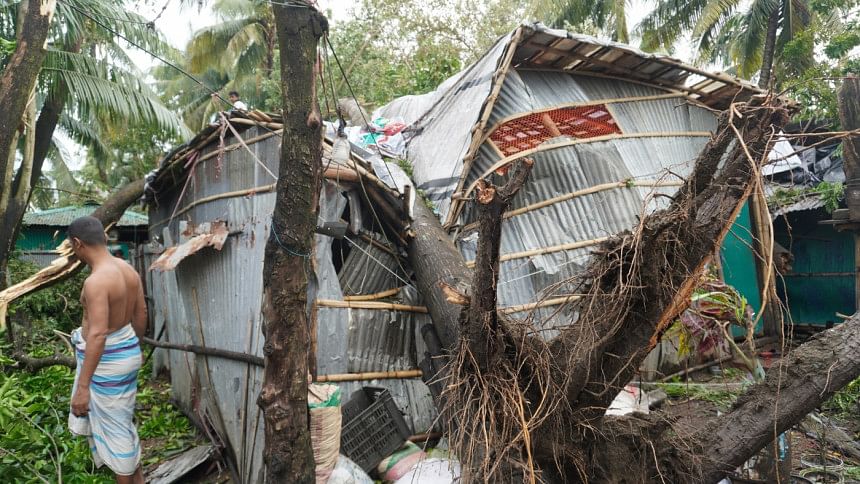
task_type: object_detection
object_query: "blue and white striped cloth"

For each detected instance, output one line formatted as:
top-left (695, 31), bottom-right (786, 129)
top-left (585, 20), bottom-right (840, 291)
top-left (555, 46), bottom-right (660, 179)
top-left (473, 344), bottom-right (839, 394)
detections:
top-left (68, 324), bottom-right (142, 476)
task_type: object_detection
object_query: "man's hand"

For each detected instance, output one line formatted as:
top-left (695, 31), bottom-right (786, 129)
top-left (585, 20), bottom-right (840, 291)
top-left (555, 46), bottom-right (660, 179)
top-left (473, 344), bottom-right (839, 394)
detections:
top-left (71, 385), bottom-right (90, 417)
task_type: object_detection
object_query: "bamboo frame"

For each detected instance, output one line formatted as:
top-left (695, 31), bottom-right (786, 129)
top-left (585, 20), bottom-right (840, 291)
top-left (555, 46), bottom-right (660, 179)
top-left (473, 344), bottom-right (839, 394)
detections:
top-left (342, 287), bottom-right (403, 301)
top-left (465, 236), bottom-right (610, 268)
top-left (499, 295), bottom-right (581, 314)
top-left (150, 166), bottom-right (361, 230)
top-left (314, 369), bottom-right (422, 382)
top-left (459, 179), bottom-right (685, 233)
top-left (462, 131), bottom-right (711, 200)
top-left (443, 26), bottom-right (525, 229)
top-left (315, 299), bottom-right (428, 313)
top-left (195, 130), bottom-right (282, 164)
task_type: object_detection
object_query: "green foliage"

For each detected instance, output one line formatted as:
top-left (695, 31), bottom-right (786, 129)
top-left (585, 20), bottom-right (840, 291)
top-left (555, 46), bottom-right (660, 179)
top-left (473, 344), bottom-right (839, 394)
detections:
top-left (534, 0), bottom-right (629, 42)
top-left (154, 0), bottom-right (277, 130)
top-left (768, 182), bottom-right (844, 213)
top-left (638, 0), bottom-right (815, 81)
top-left (325, 0), bottom-right (521, 110)
top-left (656, 382), bottom-right (744, 409)
top-left (0, 359), bottom-right (113, 483)
top-left (821, 376), bottom-right (860, 418)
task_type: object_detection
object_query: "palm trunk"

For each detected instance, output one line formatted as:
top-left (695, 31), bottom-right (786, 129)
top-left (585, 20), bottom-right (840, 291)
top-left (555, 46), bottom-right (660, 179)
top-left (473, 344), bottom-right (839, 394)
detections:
top-left (0, 0), bottom-right (57, 202)
top-left (0, 86), bottom-right (68, 289)
top-left (258, 3), bottom-right (326, 482)
top-left (758, 7), bottom-right (780, 89)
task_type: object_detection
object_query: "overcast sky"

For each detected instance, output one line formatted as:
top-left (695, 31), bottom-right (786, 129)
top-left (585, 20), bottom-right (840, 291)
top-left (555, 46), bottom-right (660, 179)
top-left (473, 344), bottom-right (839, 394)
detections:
top-left (124, 0), bottom-right (696, 73)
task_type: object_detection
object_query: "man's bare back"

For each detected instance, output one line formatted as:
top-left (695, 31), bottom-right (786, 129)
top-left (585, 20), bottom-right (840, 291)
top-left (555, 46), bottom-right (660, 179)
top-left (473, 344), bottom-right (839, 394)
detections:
top-left (80, 257), bottom-right (146, 339)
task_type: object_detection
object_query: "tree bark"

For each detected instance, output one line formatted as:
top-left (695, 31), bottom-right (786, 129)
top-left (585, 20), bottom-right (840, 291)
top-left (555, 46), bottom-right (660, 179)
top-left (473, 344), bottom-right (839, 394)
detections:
top-left (257, 3), bottom-right (326, 482)
top-left (838, 76), bottom-right (860, 183)
top-left (465, 159), bottom-right (533, 371)
top-left (758, 7), bottom-right (780, 89)
top-left (0, 0), bottom-right (57, 200)
top-left (692, 313), bottom-right (860, 483)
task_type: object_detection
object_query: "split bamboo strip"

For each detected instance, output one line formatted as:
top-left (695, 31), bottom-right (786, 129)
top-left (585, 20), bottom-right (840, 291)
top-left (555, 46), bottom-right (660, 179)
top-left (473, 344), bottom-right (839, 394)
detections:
top-left (315, 299), bottom-right (428, 313)
top-left (315, 369), bottom-right (422, 383)
top-left (343, 287), bottom-right (402, 301)
top-left (465, 236), bottom-right (610, 268)
top-left (499, 295), bottom-right (582, 314)
top-left (150, 184), bottom-right (276, 229)
top-left (460, 179), bottom-right (685, 233)
top-left (444, 26), bottom-right (524, 229)
top-left (462, 131), bottom-right (712, 200)
top-left (150, 167), bottom-right (360, 230)
top-left (196, 129), bottom-right (282, 164)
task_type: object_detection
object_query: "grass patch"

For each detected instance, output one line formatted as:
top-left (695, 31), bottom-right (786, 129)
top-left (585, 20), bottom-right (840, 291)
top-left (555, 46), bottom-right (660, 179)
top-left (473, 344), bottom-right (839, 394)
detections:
top-left (656, 382), bottom-right (745, 409)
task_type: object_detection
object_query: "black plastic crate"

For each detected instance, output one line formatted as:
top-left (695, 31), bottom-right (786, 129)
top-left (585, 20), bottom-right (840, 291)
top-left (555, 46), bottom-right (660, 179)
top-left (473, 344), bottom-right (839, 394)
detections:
top-left (340, 387), bottom-right (411, 472)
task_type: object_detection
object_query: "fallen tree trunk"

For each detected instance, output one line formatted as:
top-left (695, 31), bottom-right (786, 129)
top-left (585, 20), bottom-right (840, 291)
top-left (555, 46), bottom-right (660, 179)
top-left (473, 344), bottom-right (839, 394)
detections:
top-left (402, 94), bottom-right (860, 483)
top-left (692, 312), bottom-right (860, 482)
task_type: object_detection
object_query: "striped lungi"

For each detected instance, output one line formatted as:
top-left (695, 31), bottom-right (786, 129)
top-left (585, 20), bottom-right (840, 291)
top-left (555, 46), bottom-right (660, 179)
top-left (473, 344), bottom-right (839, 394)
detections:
top-left (68, 324), bottom-right (142, 475)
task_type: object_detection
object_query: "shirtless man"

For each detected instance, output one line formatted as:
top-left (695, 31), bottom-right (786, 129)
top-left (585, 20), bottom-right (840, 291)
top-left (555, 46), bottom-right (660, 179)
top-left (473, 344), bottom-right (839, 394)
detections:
top-left (67, 216), bottom-right (147, 484)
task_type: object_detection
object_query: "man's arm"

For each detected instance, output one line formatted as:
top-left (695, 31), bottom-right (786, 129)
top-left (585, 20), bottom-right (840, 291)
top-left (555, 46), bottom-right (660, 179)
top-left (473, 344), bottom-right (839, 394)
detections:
top-left (132, 275), bottom-right (147, 341)
top-left (71, 277), bottom-right (109, 416)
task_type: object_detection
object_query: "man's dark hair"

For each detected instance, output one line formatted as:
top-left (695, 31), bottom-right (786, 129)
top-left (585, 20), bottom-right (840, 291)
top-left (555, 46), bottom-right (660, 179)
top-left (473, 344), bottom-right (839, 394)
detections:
top-left (68, 216), bottom-right (106, 246)
top-left (228, 90), bottom-right (239, 98)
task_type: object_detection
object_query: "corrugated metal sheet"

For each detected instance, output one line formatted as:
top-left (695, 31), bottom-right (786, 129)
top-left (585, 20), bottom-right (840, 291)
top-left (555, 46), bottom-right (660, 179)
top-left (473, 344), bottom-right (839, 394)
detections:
top-left (453, 67), bottom-right (717, 336)
top-left (23, 205), bottom-right (147, 227)
top-left (774, 210), bottom-right (856, 325)
top-left (147, 129), bottom-right (435, 482)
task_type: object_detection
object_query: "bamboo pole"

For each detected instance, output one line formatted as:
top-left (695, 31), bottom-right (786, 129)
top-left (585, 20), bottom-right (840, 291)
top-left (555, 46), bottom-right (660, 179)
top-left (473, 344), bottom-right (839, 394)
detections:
top-left (460, 179), bottom-right (685, 233)
top-left (465, 236), bottom-right (610, 268)
top-left (460, 131), bottom-right (712, 201)
top-left (315, 299), bottom-right (428, 313)
top-left (499, 295), bottom-right (581, 314)
top-left (343, 287), bottom-right (402, 301)
top-left (150, 167), bottom-right (360, 230)
top-left (315, 369), bottom-right (422, 382)
top-left (227, 117), bottom-right (284, 129)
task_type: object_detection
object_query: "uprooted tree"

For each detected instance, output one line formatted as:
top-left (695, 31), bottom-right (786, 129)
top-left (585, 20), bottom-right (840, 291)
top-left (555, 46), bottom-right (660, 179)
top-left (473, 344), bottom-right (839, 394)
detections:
top-left (408, 94), bottom-right (860, 483)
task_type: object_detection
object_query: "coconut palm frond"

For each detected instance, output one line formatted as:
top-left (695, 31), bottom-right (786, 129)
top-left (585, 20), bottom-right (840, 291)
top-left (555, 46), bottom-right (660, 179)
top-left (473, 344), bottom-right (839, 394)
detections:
top-left (58, 112), bottom-right (109, 162)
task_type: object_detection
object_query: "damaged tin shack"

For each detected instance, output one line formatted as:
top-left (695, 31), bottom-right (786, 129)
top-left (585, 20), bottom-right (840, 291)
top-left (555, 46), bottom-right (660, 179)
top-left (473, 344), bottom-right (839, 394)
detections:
top-left (144, 116), bottom-right (433, 482)
top-left (143, 22), bottom-right (771, 482)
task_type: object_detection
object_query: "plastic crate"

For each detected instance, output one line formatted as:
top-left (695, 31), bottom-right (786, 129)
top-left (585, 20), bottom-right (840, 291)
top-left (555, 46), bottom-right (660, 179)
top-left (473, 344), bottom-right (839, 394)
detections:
top-left (340, 387), bottom-right (411, 472)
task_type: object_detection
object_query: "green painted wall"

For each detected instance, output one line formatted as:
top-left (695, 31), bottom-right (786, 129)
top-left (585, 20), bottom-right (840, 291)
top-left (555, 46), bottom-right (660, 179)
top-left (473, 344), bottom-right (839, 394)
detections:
top-left (15, 227), bottom-right (131, 261)
top-left (720, 202), bottom-right (764, 334)
top-left (774, 209), bottom-right (855, 325)
top-left (16, 227), bottom-right (65, 251)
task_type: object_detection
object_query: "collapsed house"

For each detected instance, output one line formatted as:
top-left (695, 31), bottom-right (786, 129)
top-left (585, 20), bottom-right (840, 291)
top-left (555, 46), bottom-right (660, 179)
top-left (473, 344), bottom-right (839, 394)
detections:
top-left (143, 23), bottom-right (776, 481)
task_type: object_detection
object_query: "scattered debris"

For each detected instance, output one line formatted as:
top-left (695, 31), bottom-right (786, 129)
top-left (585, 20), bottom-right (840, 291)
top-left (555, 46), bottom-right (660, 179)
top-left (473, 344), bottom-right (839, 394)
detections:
top-left (145, 445), bottom-right (216, 484)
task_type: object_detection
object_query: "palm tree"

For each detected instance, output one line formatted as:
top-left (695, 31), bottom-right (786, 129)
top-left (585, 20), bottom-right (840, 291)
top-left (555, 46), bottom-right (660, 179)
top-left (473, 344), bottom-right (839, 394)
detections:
top-left (155, 0), bottom-right (277, 129)
top-left (531, 0), bottom-right (630, 43)
top-left (0, 0), bottom-right (189, 278)
top-left (638, 0), bottom-right (813, 88)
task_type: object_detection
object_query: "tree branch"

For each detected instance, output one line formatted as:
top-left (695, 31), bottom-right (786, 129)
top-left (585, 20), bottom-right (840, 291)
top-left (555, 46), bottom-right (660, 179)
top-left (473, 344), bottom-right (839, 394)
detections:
top-left (465, 158), bottom-right (534, 370)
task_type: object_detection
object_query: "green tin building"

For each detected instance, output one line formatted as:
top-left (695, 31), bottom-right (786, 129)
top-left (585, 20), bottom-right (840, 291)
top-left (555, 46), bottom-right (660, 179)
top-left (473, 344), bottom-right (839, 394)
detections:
top-left (16, 202), bottom-right (149, 267)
